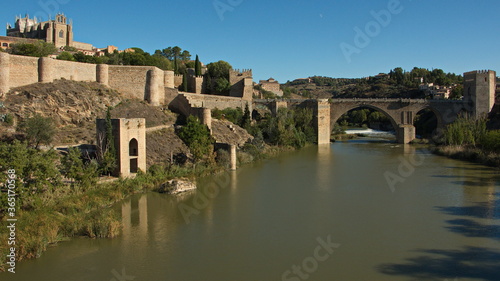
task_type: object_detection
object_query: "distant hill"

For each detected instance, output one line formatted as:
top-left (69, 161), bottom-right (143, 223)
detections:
top-left (282, 68), bottom-right (464, 100)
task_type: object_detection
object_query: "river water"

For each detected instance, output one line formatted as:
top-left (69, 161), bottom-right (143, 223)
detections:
top-left (7, 139), bottom-right (500, 281)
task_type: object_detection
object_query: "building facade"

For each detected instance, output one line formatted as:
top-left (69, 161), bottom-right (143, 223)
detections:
top-left (259, 78), bottom-right (283, 97)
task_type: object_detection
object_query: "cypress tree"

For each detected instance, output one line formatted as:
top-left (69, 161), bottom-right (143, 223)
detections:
top-left (101, 107), bottom-right (116, 175)
top-left (195, 55), bottom-right (202, 76)
top-left (241, 103), bottom-right (251, 129)
top-left (182, 72), bottom-right (188, 92)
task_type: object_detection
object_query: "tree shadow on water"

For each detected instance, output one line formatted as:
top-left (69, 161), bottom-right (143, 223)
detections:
top-left (444, 219), bottom-right (500, 241)
top-left (379, 195), bottom-right (500, 280)
top-left (378, 246), bottom-right (500, 281)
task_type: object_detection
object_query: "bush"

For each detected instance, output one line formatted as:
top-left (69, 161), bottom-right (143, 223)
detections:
top-left (177, 115), bottom-right (214, 161)
top-left (61, 147), bottom-right (99, 190)
top-left (212, 107), bottom-right (243, 124)
top-left (443, 116), bottom-right (486, 146)
top-left (259, 107), bottom-right (314, 148)
top-left (9, 41), bottom-right (57, 57)
top-left (0, 141), bottom-right (62, 212)
top-left (482, 130), bottom-right (500, 152)
top-left (56, 51), bottom-right (75, 61)
top-left (18, 114), bottom-right (56, 149)
top-left (215, 149), bottom-right (231, 168)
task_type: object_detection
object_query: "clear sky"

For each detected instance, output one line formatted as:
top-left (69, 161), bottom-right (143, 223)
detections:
top-left (2, 0), bottom-right (499, 82)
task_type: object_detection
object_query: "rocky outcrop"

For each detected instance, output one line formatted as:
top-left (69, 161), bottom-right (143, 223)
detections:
top-left (158, 178), bottom-right (196, 195)
top-left (211, 119), bottom-right (253, 146)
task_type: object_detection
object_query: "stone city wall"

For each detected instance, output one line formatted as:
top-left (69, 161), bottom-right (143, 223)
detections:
top-left (7, 54), bottom-right (39, 88)
top-left (0, 53), bottom-right (175, 105)
top-left (182, 92), bottom-right (251, 111)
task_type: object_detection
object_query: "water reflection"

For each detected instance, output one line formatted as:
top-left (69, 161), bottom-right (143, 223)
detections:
top-left (6, 141), bottom-right (500, 281)
top-left (316, 144), bottom-right (332, 191)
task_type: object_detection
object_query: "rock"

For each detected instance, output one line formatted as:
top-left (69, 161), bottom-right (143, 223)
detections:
top-left (158, 178), bottom-right (196, 195)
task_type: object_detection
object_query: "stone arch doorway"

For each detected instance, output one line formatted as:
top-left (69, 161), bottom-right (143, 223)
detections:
top-left (129, 138), bottom-right (139, 173)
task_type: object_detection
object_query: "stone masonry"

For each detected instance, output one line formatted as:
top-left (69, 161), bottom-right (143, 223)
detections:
top-left (96, 118), bottom-right (146, 178)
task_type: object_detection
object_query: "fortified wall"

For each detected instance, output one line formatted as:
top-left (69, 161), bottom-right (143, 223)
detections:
top-left (229, 69), bottom-right (253, 100)
top-left (0, 53), bottom-right (255, 120)
top-left (0, 52), bottom-right (175, 106)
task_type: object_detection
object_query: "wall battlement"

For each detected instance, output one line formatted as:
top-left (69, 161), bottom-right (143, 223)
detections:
top-left (230, 69), bottom-right (253, 77)
top-left (464, 70), bottom-right (494, 75)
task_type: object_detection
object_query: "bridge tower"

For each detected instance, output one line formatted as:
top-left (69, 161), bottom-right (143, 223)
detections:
top-left (463, 70), bottom-right (496, 119)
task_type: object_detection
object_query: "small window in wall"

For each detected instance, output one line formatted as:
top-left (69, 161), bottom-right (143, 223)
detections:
top-left (59, 30), bottom-right (64, 38)
top-left (2, 43), bottom-right (7, 47)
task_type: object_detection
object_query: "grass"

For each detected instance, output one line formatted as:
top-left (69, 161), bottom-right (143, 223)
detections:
top-left (431, 145), bottom-right (500, 168)
top-left (331, 134), bottom-right (358, 141)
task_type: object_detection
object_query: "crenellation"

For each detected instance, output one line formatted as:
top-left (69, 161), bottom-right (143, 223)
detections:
top-left (463, 70), bottom-right (496, 118)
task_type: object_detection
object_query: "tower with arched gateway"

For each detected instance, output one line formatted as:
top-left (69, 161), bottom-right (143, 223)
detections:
top-left (96, 118), bottom-right (146, 178)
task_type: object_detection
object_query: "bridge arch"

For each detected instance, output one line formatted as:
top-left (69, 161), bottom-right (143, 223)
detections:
top-left (330, 104), bottom-right (399, 135)
top-left (413, 107), bottom-right (440, 139)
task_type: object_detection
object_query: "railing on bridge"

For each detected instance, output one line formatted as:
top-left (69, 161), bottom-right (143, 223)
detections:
top-left (254, 98), bottom-right (466, 104)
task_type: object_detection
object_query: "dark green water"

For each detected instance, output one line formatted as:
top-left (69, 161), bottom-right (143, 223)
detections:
top-left (6, 140), bottom-right (500, 281)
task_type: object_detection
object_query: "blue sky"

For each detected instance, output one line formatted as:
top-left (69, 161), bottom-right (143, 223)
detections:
top-left (2, 0), bottom-right (499, 82)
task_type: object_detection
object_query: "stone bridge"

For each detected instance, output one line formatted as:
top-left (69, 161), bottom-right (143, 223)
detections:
top-left (254, 98), bottom-right (472, 144)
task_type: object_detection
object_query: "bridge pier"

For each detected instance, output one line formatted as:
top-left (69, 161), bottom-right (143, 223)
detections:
top-left (314, 99), bottom-right (331, 144)
top-left (397, 125), bottom-right (416, 144)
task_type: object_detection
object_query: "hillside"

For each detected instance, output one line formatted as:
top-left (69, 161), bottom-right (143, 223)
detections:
top-left (283, 76), bottom-right (424, 100)
top-left (0, 80), bottom-right (189, 165)
top-left (282, 68), bottom-right (464, 100)
top-left (0, 79), bottom-right (253, 166)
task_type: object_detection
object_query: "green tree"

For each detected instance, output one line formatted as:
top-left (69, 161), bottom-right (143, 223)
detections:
top-left (99, 107), bottom-right (117, 176)
top-left (195, 55), bottom-right (202, 76)
top-left (61, 147), bottom-right (98, 189)
top-left (391, 67), bottom-right (405, 85)
top-left (214, 77), bottom-right (231, 94)
top-left (9, 41), bottom-right (57, 57)
top-left (19, 114), bottom-right (56, 149)
top-left (56, 51), bottom-right (75, 61)
top-left (241, 104), bottom-right (251, 129)
top-left (63, 46), bottom-right (77, 52)
top-left (207, 60), bottom-right (232, 79)
top-left (178, 115), bottom-right (214, 161)
top-left (159, 46), bottom-right (191, 74)
top-left (182, 73), bottom-right (188, 92)
top-left (0, 141), bottom-right (61, 211)
top-left (450, 85), bottom-right (463, 100)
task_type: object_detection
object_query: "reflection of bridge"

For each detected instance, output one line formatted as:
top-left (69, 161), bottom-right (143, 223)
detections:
top-left (254, 98), bottom-right (472, 144)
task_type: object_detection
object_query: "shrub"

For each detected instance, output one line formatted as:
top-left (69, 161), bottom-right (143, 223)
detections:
top-left (18, 114), bottom-right (56, 149)
top-left (482, 130), bottom-right (500, 152)
top-left (177, 115), bottom-right (214, 161)
top-left (9, 41), bottom-right (57, 57)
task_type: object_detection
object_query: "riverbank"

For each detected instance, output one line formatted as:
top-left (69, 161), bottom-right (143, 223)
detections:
top-left (0, 144), bottom-right (297, 272)
top-left (431, 145), bottom-right (500, 168)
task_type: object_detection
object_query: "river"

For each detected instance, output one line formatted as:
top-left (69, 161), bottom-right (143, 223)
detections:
top-left (7, 139), bottom-right (500, 281)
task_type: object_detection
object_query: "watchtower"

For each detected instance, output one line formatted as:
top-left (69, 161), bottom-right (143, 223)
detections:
top-left (463, 70), bottom-right (497, 119)
top-left (229, 69), bottom-right (253, 100)
top-left (96, 118), bottom-right (146, 178)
